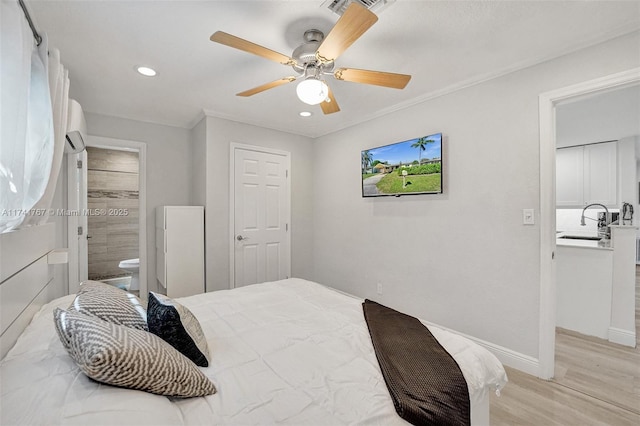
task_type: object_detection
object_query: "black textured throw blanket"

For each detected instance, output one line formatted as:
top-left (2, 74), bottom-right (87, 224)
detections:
top-left (363, 299), bottom-right (470, 426)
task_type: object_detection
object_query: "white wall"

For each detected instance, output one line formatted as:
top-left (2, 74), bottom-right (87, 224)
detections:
top-left (85, 113), bottom-right (192, 293)
top-left (311, 31), bottom-right (640, 361)
top-left (201, 116), bottom-right (314, 291)
top-left (191, 119), bottom-right (207, 207)
top-left (50, 155), bottom-right (68, 292)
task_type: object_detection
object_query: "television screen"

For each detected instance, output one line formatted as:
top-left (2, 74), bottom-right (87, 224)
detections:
top-left (361, 133), bottom-right (442, 197)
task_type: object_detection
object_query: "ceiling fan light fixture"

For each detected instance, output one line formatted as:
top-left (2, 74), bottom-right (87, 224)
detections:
top-left (296, 78), bottom-right (329, 105)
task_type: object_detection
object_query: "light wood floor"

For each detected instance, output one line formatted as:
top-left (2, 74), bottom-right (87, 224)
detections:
top-left (489, 267), bottom-right (640, 425)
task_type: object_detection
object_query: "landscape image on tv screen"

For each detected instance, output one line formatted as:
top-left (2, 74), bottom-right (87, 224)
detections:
top-left (361, 133), bottom-right (442, 197)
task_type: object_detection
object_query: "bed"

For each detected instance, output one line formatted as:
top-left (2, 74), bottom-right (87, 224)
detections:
top-left (0, 278), bottom-right (507, 425)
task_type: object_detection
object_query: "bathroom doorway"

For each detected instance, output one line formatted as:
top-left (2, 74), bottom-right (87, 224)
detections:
top-left (67, 136), bottom-right (147, 299)
top-left (86, 146), bottom-right (140, 294)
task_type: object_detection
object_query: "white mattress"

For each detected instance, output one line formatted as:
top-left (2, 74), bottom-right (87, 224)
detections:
top-left (0, 278), bottom-right (506, 425)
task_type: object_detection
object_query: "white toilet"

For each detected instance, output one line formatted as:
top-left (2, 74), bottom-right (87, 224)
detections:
top-left (118, 258), bottom-right (139, 291)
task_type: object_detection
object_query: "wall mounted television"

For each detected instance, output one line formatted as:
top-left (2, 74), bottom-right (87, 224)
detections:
top-left (361, 133), bottom-right (443, 197)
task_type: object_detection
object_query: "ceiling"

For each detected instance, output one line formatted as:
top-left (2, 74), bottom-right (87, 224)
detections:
top-left (27, 0), bottom-right (640, 138)
top-left (556, 84), bottom-right (640, 148)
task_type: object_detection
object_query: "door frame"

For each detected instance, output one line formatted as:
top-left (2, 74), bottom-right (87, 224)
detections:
top-left (538, 67), bottom-right (640, 379)
top-left (67, 136), bottom-right (147, 300)
top-left (66, 149), bottom-right (87, 294)
top-left (229, 142), bottom-right (291, 288)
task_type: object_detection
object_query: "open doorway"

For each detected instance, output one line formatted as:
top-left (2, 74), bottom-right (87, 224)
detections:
top-left (553, 84), bottom-right (640, 413)
top-left (538, 68), bottom-right (640, 413)
top-left (85, 147), bottom-right (140, 294)
top-left (67, 136), bottom-right (147, 300)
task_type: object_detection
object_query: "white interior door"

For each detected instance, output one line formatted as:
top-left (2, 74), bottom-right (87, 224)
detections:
top-left (232, 145), bottom-right (290, 287)
top-left (67, 149), bottom-right (88, 294)
top-left (78, 150), bottom-right (88, 283)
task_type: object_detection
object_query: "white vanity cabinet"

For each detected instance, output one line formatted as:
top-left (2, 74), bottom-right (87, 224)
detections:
top-left (556, 141), bottom-right (617, 208)
top-left (156, 206), bottom-right (205, 298)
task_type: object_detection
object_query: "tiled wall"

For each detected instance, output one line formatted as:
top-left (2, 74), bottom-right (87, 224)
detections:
top-left (87, 147), bottom-right (139, 280)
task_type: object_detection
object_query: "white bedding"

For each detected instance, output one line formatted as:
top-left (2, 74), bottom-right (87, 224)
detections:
top-left (0, 278), bottom-right (506, 425)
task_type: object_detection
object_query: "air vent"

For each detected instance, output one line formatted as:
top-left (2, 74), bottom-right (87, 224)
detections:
top-left (323, 0), bottom-right (396, 16)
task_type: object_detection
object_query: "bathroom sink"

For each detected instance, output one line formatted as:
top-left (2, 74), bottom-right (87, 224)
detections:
top-left (557, 235), bottom-right (602, 241)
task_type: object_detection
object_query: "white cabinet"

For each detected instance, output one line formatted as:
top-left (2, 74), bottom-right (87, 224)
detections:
top-left (156, 206), bottom-right (204, 298)
top-left (556, 245), bottom-right (613, 339)
top-left (556, 146), bottom-right (584, 206)
top-left (584, 142), bottom-right (617, 206)
top-left (556, 142), bottom-right (617, 208)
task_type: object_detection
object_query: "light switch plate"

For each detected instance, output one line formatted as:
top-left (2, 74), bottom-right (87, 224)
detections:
top-left (523, 209), bottom-right (535, 225)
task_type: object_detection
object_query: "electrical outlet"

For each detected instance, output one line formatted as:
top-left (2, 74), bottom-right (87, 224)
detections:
top-left (523, 209), bottom-right (535, 225)
top-left (376, 283), bottom-right (383, 295)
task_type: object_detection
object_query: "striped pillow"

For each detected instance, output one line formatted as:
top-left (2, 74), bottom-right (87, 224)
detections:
top-left (53, 308), bottom-right (216, 398)
top-left (69, 280), bottom-right (148, 330)
top-left (147, 292), bottom-right (210, 367)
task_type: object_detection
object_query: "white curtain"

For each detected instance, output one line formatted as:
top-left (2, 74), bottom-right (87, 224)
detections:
top-left (0, 1), bottom-right (68, 233)
top-left (23, 47), bottom-right (70, 227)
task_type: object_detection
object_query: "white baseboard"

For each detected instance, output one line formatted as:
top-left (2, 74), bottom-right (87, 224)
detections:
top-left (421, 319), bottom-right (540, 377)
top-left (608, 327), bottom-right (637, 347)
top-left (481, 341), bottom-right (539, 376)
top-left (466, 334), bottom-right (540, 377)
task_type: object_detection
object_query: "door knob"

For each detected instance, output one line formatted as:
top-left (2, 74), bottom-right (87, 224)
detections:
top-left (236, 235), bottom-right (249, 241)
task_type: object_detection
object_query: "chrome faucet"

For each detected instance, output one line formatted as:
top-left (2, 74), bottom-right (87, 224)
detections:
top-left (580, 203), bottom-right (610, 238)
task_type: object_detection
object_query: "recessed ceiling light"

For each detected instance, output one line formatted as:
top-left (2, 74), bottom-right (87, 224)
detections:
top-left (136, 66), bottom-right (157, 77)
top-left (299, 111), bottom-right (312, 117)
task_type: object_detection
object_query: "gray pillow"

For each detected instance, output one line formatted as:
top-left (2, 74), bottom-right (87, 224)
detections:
top-left (53, 308), bottom-right (216, 398)
top-left (68, 280), bottom-right (148, 330)
top-left (147, 292), bottom-right (210, 367)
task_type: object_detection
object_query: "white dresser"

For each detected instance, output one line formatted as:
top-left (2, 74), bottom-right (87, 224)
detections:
top-left (156, 206), bottom-right (205, 298)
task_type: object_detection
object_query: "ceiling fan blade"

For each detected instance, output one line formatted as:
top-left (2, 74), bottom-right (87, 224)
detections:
top-left (316, 3), bottom-right (378, 63)
top-left (334, 68), bottom-right (411, 89)
top-left (211, 31), bottom-right (296, 66)
top-left (236, 77), bottom-right (296, 97)
top-left (320, 87), bottom-right (340, 115)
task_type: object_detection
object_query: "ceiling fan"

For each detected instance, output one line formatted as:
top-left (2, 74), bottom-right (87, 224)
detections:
top-left (210, 3), bottom-right (411, 114)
